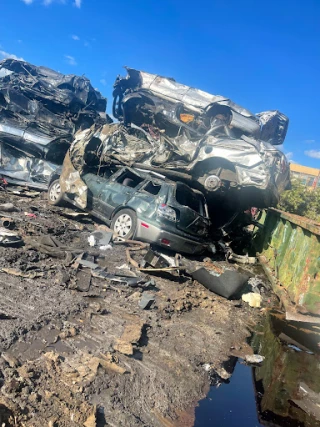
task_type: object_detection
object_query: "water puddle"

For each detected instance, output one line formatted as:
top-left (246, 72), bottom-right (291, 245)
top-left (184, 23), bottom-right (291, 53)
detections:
top-left (195, 310), bottom-right (320, 427)
top-left (195, 361), bottom-right (261, 426)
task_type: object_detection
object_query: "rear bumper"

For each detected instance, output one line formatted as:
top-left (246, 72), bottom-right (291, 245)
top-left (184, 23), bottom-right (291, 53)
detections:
top-left (135, 219), bottom-right (206, 254)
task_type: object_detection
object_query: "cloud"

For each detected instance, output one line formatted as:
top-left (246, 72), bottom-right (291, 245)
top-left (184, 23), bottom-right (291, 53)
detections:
top-left (304, 139), bottom-right (315, 144)
top-left (21, 0), bottom-right (71, 5)
top-left (100, 79), bottom-right (107, 86)
top-left (72, 35), bottom-right (80, 41)
top-left (285, 152), bottom-right (294, 161)
top-left (305, 150), bottom-right (320, 159)
top-left (84, 41), bottom-right (91, 47)
top-left (43, 0), bottom-right (67, 5)
top-left (74, 0), bottom-right (81, 7)
top-left (0, 50), bottom-right (24, 60)
top-left (64, 55), bottom-right (77, 66)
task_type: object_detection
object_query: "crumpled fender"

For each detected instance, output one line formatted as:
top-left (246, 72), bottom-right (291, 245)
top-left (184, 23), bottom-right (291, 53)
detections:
top-left (60, 151), bottom-right (88, 209)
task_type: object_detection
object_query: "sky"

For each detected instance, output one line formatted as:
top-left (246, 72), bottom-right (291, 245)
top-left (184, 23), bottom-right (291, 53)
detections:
top-left (0, 0), bottom-right (319, 168)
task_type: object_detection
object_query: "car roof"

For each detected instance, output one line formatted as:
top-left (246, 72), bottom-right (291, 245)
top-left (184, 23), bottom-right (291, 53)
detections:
top-left (119, 166), bottom-right (170, 186)
top-left (118, 166), bottom-right (206, 198)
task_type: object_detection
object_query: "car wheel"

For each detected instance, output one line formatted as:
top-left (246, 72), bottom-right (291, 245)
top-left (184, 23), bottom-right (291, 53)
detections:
top-left (111, 209), bottom-right (137, 239)
top-left (48, 179), bottom-right (64, 205)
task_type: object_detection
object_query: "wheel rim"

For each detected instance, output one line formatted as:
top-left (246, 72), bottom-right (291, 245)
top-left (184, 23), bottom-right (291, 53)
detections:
top-left (114, 214), bottom-right (132, 237)
top-left (50, 182), bottom-right (61, 201)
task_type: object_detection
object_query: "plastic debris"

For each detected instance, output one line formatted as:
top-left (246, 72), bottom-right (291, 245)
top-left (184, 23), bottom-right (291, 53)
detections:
top-left (88, 230), bottom-right (113, 248)
top-left (242, 293), bottom-right (262, 308)
top-left (244, 354), bottom-right (265, 365)
top-left (139, 292), bottom-right (155, 310)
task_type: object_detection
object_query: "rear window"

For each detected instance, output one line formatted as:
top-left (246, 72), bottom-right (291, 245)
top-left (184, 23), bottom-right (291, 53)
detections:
top-left (175, 183), bottom-right (207, 216)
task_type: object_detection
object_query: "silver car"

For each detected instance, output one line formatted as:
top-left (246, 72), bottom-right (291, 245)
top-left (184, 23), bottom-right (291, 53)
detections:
top-left (111, 68), bottom-right (290, 210)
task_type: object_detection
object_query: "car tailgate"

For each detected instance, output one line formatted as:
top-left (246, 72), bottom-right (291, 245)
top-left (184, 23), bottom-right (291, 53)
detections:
top-left (175, 207), bottom-right (210, 237)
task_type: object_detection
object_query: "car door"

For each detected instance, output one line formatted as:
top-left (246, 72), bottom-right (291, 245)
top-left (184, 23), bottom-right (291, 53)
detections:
top-left (96, 169), bottom-right (145, 220)
top-left (81, 173), bottom-right (106, 214)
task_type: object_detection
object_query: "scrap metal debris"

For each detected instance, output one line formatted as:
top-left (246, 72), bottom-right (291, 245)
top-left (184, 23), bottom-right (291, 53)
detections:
top-left (190, 266), bottom-right (250, 299)
top-left (0, 227), bottom-right (22, 246)
top-left (0, 59), bottom-right (110, 188)
top-left (139, 292), bottom-right (155, 310)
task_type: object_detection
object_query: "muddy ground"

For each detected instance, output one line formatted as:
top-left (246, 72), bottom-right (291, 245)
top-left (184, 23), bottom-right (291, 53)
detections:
top-left (0, 188), bottom-right (272, 427)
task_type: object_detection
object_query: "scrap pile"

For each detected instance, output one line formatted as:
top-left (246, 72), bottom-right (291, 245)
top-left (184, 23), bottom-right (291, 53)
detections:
top-left (66, 67), bottom-right (290, 227)
top-left (0, 60), bottom-right (291, 228)
top-left (0, 59), bottom-right (109, 189)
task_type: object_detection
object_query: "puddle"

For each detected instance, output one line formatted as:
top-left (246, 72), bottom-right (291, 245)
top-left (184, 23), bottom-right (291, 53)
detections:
top-left (195, 361), bottom-right (261, 426)
top-left (195, 311), bottom-right (320, 427)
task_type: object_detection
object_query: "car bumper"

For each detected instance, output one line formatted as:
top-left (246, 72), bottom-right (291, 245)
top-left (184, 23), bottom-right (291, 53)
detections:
top-left (135, 219), bottom-right (206, 254)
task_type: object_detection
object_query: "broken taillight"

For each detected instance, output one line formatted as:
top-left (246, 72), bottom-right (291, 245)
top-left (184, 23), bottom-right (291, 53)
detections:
top-left (161, 238), bottom-right (171, 246)
top-left (157, 203), bottom-right (177, 222)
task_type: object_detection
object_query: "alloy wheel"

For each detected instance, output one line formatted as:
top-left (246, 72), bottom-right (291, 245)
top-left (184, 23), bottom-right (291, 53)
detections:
top-left (113, 214), bottom-right (133, 237)
top-left (50, 182), bottom-right (61, 202)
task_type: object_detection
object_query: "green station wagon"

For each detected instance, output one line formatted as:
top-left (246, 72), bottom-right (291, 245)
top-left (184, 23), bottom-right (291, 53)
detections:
top-left (48, 164), bottom-right (210, 254)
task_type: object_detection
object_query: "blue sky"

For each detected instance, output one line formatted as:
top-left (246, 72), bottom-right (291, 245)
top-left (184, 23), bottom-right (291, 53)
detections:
top-left (1, 0), bottom-right (319, 168)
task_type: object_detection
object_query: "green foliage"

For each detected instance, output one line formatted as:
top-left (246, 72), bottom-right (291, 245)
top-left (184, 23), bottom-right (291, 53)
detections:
top-left (278, 180), bottom-right (320, 222)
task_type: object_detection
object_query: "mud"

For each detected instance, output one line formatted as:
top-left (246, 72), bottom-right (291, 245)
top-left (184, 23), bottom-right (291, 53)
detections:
top-left (0, 188), bottom-right (269, 427)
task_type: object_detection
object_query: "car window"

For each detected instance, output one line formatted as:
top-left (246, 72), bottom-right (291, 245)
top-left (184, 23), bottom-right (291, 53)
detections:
top-left (116, 170), bottom-right (144, 188)
top-left (142, 181), bottom-right (162, 195)
top-left (175, 183), bottom-right (207, 216)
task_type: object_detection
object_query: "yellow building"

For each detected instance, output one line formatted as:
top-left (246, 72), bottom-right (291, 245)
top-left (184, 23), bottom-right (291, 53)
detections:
top-left (290, 163), bottom-right (320, 189)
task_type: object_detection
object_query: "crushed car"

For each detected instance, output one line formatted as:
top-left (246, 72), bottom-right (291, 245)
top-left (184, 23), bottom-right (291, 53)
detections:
top-left (48, 153), bottom-right (211, 254)
top-left (112, 68), bottom-right (290, 213)
top-left (0, 59), bottom-right (109, 189)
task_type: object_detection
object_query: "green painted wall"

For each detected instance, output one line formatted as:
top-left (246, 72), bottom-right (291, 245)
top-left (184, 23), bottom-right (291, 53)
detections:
top-left (256, 209), bottom-right (320, 315)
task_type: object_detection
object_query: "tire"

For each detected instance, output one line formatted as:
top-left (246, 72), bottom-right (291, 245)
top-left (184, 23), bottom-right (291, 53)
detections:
top-left (111, 209), bottom-right (137, 239)
top-left (48, 179), bottom-right (64, 206)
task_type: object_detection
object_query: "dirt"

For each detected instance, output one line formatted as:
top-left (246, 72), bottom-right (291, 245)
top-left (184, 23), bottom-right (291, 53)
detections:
top-left (0, 188), bottom-right (271, 427)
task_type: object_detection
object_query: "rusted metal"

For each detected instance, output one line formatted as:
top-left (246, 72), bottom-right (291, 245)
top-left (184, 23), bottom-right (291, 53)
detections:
top-left (255, 209), bottom-right (320, 320)
top-left (270, 208), bottom-right (320, 236)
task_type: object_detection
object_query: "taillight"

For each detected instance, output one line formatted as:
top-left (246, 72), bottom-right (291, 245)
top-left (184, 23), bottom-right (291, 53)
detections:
top-left (157, 203), bottom-right (177, 222)
top-left (161, 238), bottom-right (171, 246)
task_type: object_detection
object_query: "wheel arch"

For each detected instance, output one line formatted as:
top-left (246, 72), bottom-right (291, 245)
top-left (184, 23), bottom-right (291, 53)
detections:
top-left (192, 157), bottom-right (238, 182)
top-left (48, 173), bottom-right (61, 187)
top-left (110, 205), bottom-right (137, 220)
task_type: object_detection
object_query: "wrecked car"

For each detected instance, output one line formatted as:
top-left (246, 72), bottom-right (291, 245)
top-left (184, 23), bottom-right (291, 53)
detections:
top-left (112, 68), bottom-right (290, 211)
top-left (48, 154), bottom-right (210, 254)
top-left (0, 59), bottom-right (109, 188)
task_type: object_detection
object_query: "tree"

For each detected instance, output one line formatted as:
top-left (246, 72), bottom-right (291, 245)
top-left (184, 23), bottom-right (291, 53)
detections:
top-left (278, 180), bottom-right (320, 222)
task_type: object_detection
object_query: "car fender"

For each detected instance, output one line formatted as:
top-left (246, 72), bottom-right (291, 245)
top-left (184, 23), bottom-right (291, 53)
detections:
top-left (110, 205), bottom-right (137, 219)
